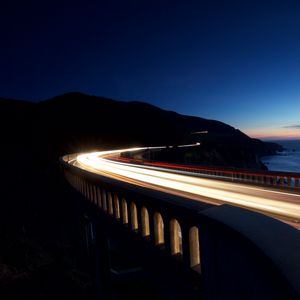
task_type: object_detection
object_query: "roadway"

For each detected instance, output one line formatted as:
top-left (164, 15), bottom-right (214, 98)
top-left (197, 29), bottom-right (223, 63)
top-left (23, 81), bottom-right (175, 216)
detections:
top-left (69, 147), bottom-right (300, 228)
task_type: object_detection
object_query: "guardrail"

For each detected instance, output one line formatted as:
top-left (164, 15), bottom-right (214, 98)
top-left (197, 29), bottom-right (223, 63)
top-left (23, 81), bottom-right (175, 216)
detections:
top-left (61, 154), bottom-right (300, 300)
top-left (113, 154), bottom-right (300, 190)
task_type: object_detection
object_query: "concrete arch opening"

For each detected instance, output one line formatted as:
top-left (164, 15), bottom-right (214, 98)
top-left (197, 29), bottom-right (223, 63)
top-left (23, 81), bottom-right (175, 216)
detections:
top-left (88, 184), bottom-right (93, 201)
top-left (170, 219), bottom-right (183, 256)
top-left (154, 212), bottom-right (164, 245)
top-left (141, 207), bottom-right (150, 237)
top-left (114, 194), bottom-right (120, 219)
top-left (189, 226), bottom-right (201, 272)
top-left (80, 178), bottom-right (84, 194)
top-left (130, 202), bottom-right (138, 231)
top-left (102, 190), bottom-right (107, 211)
top-left (83, 181), bottom-right (87, 198)
top-left (97, 187), bottom-right (102, 207)
top-left (121, 198), bottom-right (128, 224)
top-left (108, 192), bottom-right (113, 215)
top-left (93, 185), bottom-right (97, 204)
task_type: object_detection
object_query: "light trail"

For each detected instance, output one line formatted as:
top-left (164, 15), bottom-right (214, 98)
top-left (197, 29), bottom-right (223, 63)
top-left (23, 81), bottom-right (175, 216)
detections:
top-left (70, 147), bottom-right (300, 227)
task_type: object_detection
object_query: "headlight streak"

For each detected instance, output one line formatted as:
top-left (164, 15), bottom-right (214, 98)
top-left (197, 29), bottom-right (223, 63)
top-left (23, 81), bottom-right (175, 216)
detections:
top-left (73, 147), bottom-right (300, 226)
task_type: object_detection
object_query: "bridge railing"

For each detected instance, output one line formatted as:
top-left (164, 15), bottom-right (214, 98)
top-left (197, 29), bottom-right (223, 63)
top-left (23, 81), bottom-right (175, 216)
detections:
top-left (113, 154), bottom-right (300, 190)
top-left (61, 155), bottom-right (300, 300)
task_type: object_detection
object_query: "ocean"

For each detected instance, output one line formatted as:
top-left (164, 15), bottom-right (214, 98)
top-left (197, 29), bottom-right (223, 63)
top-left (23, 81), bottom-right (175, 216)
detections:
top-left (261, 140), bottom-right (300, 173)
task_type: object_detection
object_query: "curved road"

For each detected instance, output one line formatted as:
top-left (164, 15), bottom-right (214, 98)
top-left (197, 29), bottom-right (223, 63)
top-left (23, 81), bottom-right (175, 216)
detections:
top-left (68, 147), bottom-right (300, 228)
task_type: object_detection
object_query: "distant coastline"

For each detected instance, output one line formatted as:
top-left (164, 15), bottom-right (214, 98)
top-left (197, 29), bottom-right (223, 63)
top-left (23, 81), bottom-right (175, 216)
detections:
top-left (261, 139), bottom-right (300, 173)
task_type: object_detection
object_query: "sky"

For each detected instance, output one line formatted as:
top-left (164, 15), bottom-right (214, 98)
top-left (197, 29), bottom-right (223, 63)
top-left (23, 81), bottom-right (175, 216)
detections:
top-left (1, 0), bottom-right (300, 140)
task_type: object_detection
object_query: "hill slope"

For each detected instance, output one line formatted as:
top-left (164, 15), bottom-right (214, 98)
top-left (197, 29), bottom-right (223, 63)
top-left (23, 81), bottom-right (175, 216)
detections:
top-left (0, 92), bottom-right (281, 170)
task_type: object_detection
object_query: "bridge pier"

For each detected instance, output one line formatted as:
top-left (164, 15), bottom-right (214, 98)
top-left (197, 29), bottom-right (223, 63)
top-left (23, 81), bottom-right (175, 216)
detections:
top-left (79, 199), bottom-right (113, 299)
top-left (94, 218), bottom-right (113, 300)
top-left (199, 205), bottom-right (299, 300)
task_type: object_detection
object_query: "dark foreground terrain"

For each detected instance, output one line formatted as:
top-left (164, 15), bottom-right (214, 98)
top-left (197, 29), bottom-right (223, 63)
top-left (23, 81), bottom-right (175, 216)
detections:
top-left (1, 161), bottom-right (168, 300)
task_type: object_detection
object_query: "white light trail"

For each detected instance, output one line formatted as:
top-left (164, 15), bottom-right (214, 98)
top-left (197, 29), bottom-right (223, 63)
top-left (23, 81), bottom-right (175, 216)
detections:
top-left (72, 147), bottom-right (300, 226)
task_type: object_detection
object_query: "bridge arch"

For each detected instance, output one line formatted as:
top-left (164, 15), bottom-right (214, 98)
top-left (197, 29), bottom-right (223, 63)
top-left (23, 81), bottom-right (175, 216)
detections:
top-left (88, 184), bottom-right (92, 201)
top-left (130, 202), bottom-right (138, 231)
top-left (141, 207), bottom-right (150, 237)
top-left (97, 187), bottom-right (102, 208)
top-left (108, 192), bottom-right (113, 215)
top-left (102, 190), bottom-right (107, 211)
top-left (93, 185), bottom-right (97, 204)
top-left (121, 198), bottom-right (128, 224)
top-left (170, 219), bottom-right (182, 256)
top-left (83, 180), bottom-right (87, 198)
top-left (189, 226), bottom-right (201, 272)
top-left (154, 212), bottom-right (164, 245)
top-left (113, 194), bottom-right (120, 220)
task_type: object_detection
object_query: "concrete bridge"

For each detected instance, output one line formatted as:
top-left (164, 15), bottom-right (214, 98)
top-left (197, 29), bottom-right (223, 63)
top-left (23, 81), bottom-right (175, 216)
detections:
top-left (60, 148), bottom-right (300, 300)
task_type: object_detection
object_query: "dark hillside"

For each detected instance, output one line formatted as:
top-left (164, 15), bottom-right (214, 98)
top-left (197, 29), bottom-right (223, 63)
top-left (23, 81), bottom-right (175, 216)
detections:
top-left (29, 92), bottom-right (282, 169)
top-left (0, 92), bottom-right (280, 169)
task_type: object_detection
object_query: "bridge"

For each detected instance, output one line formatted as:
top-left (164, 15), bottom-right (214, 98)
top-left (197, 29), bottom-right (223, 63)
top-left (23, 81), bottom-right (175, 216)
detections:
top-left (61, 147), bottom-right (300, 300)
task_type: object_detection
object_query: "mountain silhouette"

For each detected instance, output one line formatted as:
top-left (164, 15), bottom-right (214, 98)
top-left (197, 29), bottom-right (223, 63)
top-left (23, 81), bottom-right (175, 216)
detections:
top-left (0, 92), bottom-right (281, 170)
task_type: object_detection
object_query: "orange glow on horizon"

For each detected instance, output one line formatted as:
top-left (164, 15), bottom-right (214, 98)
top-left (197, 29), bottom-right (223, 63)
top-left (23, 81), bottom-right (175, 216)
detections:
top-left (244, 128), bottom-right (300, 140)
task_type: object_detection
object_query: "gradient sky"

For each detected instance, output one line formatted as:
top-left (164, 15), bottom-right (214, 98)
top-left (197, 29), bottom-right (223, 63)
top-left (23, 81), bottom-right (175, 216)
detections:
top-left (1, 0), bottom-right (300, 140)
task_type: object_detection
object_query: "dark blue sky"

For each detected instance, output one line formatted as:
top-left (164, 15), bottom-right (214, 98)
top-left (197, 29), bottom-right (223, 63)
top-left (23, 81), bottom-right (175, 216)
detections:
top-left (1, 0), bottom-right (300, 139)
